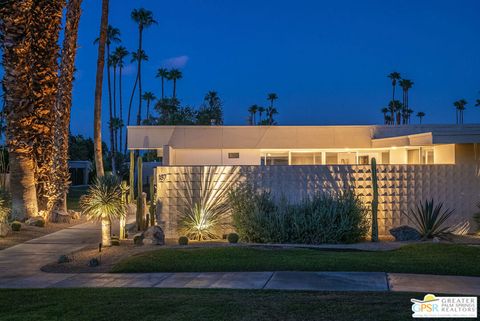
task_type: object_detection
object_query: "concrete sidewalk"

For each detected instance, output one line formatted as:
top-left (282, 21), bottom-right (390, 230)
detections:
top-left (0, 222), bottom-right (479, 295)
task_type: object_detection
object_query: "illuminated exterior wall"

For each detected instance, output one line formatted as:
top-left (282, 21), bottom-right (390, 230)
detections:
top-left (155, 164), bottom-right (480, 239)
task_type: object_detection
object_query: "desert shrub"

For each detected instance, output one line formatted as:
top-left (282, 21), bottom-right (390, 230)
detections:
top-left (178, 236), bottom-right (189, 245)
top-left (403, 199), bottom-right (455, 239)
top-left (229, 184), bottom-right (369, 244)
top-left (88, 258), bottom-right (100, 267)
top-left (227, 232), bottom-right (239, 244)
top-left (11, 221), bottom-right (21, 231)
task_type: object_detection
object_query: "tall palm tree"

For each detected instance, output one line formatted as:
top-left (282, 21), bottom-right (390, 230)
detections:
top-left (399, 79), bottom-right (414, 124)
top-left (142, 92), bottom-right (156, 120)
top-left (93, 0), bottom-right (109, 178)
top-left (156, 68), bottom-right (169, 99)
top-left (267, 93), bottom-right (278, 109)
top-left (80, 175), bottom-right (126, 247)
top-left (387, 72), bottom-right (401, 102)
top-left (266, 106), bottom-right (279, 125)
top-left (248, 105), bottom-right (259, 125)
top-left (258, 107), bottom-right (266, 123)
top-left (112, 46), bottom-right (128, 155)
top-left (169, 69), bottom-right (183, 99)
top-left (475, 99), bottom-right (480, 107)
top-left (381, 107), bottom-right (389, 124)
top-left (1, 0), bottom-right (39, 219)
top-left (454, 99), bottom-right (467, 124)
top-left (416, 112), bottom-right (425, 124)
top-left (29, 0), bottom-right (65, 216)
top-left (54, 0), bottom-right (83, 212)
top-left (131, 8), bottom-right (157, 127)
top-left (129, 50), bottom-right (149, 126)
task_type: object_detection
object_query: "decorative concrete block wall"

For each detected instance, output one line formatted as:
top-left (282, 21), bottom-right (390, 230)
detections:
top-left (155, 165), bottom-right (480, 238)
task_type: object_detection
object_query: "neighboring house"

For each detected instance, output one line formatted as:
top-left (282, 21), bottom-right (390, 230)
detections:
top-left (68, 160), bottom-right (91, 186)
top-left (127, 125), bottom-right (480, 166)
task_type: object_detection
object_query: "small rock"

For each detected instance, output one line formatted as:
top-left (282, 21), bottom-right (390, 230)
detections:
top-left (25, 216), bottom-right (46, 227)
top-left (141, 225), bottom-right (165, 245)
top-left (0, 222), bottom-right (10, 237)
top-left (133, 233), bottom-right (144, 245)
top-left (389, 225), bottom-right (421, 241)
top-left (432, 237), bottom-right (441, 243)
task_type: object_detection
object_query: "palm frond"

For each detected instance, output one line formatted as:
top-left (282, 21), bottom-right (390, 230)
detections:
top-left (403, 199), bottom-right (455, 238)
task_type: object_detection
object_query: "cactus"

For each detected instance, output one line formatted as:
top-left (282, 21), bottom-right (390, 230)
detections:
top-left (136, 156), bottom-right (144, 231)
top-left (119, 181), bottom-right (128, 239)
top-left (129, 151), bottom-right (135, 204)
top-left (149, 176), bottom-right (155, 226)
top-left (371, 157), bottom-right (379, 242)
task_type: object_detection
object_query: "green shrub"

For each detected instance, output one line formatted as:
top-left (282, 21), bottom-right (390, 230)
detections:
top-left (34, 218), bottom-right (45, 227)
top-left (11, 221), bottom-right (21, 231)
top-left (58, 255), bottom-right (71, 264)
top-left (227, 233), bottom-right (239, 244)
top-left (229, 184), bottom-right (369, 244)
top-left (111, 236), bottom-right (120, 246)
top-left (178, 236), bottom-right (189, 245)
top-left (404, 199), bottom-right (455, 239)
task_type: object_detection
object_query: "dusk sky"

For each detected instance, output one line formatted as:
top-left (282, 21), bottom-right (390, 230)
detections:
top-left (4, 0), bottom-right (480, 139)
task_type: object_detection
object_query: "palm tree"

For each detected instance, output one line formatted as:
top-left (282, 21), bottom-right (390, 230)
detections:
top-left (454, 99), bottom-right (467, 124)
top-left (156, 68), bottom-right (169, 99)
top-left (93, 0), bottom-right (109, 177)
top-left (416, 112), bottom-right (425, 124)
top-left (258, 107), bottom-right (266, 123)
top-left (54, 0), bottom-right (83, 212)
top-left (266, 106), bottom-right (279, 125)
top-left (1, 1), bottom-right (39, 219)
top-left (131, 8), bottom-right (157, 127)
top-left (387, 72), bottom-right (401, 102)
top-left (169, 69), bottom-right (183, 99)
top-left (476, 99), bottom-right (480, 107)
top-left (142, 92), bottom-right (156, 120)
top-left (267, 93), bottom-right (278, 109)
top-left (388, 100), bottom-right (402, 125)
top-left (399, 79), bottom-right (414, 124)
top-left (112, 46), bottom-right (128, 155)
top-left (381, 107), bottom-right (389, 124)
top-left (80, 175), bottom-right (126, 247)
top-left (129, 50), bottom-right (149, 126)
top-left (248, 105), bottom-right (259, 125)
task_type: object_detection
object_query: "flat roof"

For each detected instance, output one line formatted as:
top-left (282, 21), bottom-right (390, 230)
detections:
top-left (127, 124), bottom-right (480, 150)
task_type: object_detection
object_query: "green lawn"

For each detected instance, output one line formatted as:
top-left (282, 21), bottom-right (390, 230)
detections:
top-left (0, 288), bottom-right (417, 321)
top-left (112, 243), bottom-right (480, 276)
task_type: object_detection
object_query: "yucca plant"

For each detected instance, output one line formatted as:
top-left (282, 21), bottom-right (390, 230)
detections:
top-left (179, 166), bottom-right (240, 240)
top-left (403, 199), bottom-right (455, 239)
top-left (80, 175), bottom-right (126, 246)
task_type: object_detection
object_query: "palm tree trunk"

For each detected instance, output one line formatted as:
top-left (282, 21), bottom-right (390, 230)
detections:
top-left (146, 100), bottom-right (150, 119)
top-left (93, 0), bottom-right (109, 178)
top-left (136, 26), bottom-right (143, 126)
top-left (113, 64), bottom-right (117, 154)
top-left (173, 79), bottom-right (177, 99)
top-left (161, 77), bottom-right (164, 99)
top-left (55, 0), bottom-right (83, 213)
top-left (10, 153), bottom-right (38, 220)
top-left (101, 217), bottom-right (112, 246)
top-left (125, 75), bottom-right (138, 155)
top-left (119, 66), bottom-right (123, 155)
top-left (107, 44), bottom-right (116, 175)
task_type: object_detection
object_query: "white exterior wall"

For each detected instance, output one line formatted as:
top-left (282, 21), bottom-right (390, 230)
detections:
top-left (389, 148), bottom-right (407, 164)
top-left (434, 144), bottom-right (455, 164)
top-left (173, 149), bottom-right (261, 165)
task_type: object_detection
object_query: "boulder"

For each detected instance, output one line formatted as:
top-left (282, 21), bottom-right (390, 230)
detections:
top-left (133, 233), bottom-right (144, 245)
top-left (389, 225), bottom-right (421, 241)
top-left (0, 222), bottom-right (10, 237)
top-left (68, 210), bottom-right (81, 220)
top-left (51, 210), bottom-right (71, 224)
top-left (141, 225), bottom-right (165, 245)
top-left (25, 216), bottom-right (46, 227)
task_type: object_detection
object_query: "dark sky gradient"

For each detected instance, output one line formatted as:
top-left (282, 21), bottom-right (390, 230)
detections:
top-left (3, 0), bottom-right (480, 139)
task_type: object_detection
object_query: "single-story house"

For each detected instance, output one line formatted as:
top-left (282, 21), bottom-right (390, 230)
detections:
top-left (127, 124), bottom-right (480, 166)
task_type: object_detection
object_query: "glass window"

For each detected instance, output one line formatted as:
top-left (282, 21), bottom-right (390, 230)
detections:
top-left (381, 152), bottom-right (390, 164)
top-left (407, 149), bottom-right (420, 164)
top-left (325, 152), bottom-right (338, 165)
top-left (314, 152), bottom-right (323, 165)
top-left (358, 155), bottom-right (369, 165)
top-left (264, 153), bottom-right (289, 165)
top-left (291, 152), bottom-right (315, 165)
top-left (421, 148), bottom-right (434, 164)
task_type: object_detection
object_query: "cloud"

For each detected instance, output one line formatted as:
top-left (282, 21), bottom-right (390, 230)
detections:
top-left (161, 55), bottom-right (189, 69)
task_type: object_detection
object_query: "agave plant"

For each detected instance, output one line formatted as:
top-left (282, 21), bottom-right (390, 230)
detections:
top-left (403, 199), bottom-right (455, 239)
top-left (80, 175), bottom-right (126, 246)
top-left (179, 166), bottom-right (240, 240)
